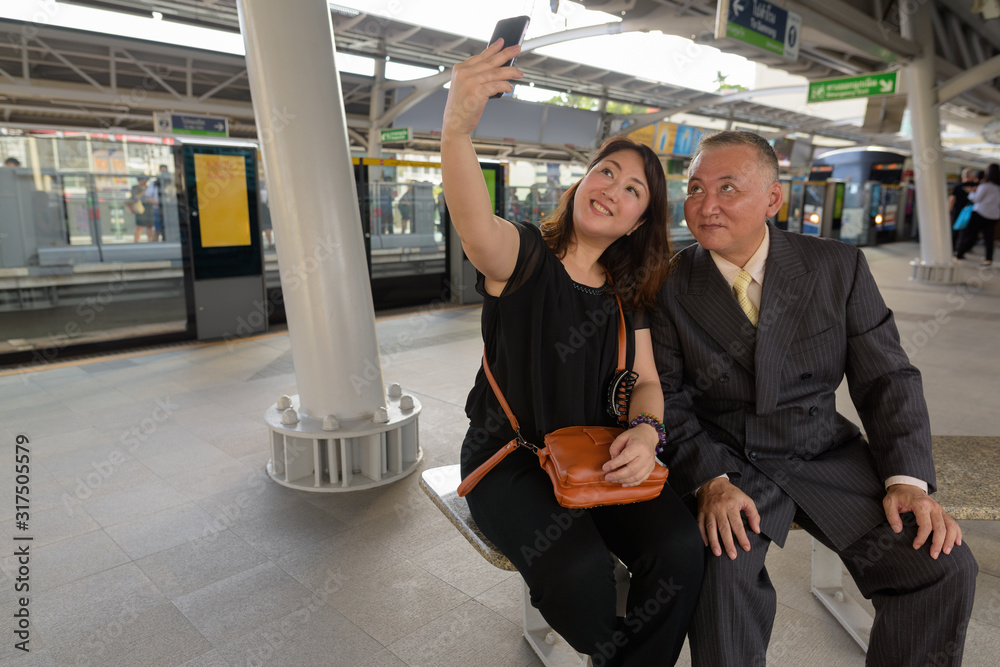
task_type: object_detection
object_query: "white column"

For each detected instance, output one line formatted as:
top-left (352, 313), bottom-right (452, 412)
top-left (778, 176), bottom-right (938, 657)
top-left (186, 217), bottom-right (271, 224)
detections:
top-left (900, 0), bottom-right (954, 282)
top-left (237, 0), bottom-right (386, 420)
top-left (237, 0), bottom-right (421, 493)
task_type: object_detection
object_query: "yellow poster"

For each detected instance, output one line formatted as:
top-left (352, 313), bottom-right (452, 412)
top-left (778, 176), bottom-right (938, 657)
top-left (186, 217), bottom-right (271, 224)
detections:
top-left (194, 153), bottom-right (251, 247)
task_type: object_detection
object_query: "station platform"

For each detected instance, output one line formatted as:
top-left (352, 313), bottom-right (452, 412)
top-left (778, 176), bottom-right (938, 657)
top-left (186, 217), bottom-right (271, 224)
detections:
top-left (1, 238), bottom-right (999, 666)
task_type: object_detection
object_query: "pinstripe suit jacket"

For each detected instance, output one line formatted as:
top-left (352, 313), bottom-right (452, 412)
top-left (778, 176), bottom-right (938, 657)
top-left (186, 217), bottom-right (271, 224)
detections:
top-left (652, 224), bottom-right (935, 550)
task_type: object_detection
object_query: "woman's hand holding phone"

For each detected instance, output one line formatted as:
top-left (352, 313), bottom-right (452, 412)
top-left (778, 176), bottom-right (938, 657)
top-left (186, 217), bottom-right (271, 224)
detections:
top-left (442, 39), bottom-right (523, 138)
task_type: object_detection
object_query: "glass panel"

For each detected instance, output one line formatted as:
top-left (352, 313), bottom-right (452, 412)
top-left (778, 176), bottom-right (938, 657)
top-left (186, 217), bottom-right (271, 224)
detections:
top-left (62, 174), bottom-right (96, 246)
top-left (365, 175), bottom-right (445, 281)
top-left (0, 132), bottom-right (188, 364)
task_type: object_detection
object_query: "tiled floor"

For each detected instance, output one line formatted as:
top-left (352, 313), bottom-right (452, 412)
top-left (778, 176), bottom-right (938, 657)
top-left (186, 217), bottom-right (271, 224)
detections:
top-left (1, 239), bottom-right (999, 666)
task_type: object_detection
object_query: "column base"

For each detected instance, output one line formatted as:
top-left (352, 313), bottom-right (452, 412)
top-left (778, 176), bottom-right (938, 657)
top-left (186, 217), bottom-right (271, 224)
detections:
top-left (264, 389), bottom-right (421, 492)
top-left (909, 260), bottom-right (959, 284)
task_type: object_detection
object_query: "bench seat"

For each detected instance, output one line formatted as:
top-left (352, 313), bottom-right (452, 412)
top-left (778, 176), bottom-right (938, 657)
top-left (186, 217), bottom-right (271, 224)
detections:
top-left (420, 435), bottom-right (1000, 662)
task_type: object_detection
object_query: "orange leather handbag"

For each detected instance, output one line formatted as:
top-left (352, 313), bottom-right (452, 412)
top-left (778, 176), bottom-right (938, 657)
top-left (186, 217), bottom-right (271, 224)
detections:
top-left (457, 289), bottom-right (668, 509)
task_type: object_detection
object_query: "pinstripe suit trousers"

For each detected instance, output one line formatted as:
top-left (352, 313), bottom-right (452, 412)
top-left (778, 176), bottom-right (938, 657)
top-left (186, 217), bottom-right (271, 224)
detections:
top-left (688, 502), bottom-right (978, 667)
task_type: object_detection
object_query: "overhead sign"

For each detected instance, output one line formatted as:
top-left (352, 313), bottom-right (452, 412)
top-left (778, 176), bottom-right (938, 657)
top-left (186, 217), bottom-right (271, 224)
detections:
top-left (716, 0), bottom-right (801, 61)
top-left (807, 72), bottom-right (898, 102)
top-left (379, 127), bottom-right (411, 143)
top-left (154, 112), bottom-right (229, 137)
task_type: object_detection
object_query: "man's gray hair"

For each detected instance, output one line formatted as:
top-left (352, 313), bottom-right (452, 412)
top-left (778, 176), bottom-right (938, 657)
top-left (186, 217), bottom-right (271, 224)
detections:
top-left (693, 130), bottom-right (780, 185)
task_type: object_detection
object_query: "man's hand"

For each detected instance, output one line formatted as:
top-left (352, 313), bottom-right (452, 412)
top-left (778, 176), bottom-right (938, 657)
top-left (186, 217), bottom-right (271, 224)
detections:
top-left (884, 484), bottom-right (962, 559)
top-left (697, 477), bottom-right (761, 560)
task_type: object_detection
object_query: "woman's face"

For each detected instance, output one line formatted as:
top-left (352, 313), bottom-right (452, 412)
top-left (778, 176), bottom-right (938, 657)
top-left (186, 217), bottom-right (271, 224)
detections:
top-left (572, 149), bottom-right (649, 244)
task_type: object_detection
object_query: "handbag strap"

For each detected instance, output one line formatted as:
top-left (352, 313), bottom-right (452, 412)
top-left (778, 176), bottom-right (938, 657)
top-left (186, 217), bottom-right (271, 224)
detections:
top-left (481, 274), bottom-right (626, 440)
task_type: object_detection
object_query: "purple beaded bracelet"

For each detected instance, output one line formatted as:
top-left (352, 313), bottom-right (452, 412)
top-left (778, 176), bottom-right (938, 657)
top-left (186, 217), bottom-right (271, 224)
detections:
top-left (629, 412), bottom-right (667, 454)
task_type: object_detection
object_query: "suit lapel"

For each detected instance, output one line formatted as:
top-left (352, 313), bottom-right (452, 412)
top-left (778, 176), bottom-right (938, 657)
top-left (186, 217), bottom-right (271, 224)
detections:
top-left (754, 226), bottom-right (817, 414)
top-left (677, 245), bottom-right (757, 375)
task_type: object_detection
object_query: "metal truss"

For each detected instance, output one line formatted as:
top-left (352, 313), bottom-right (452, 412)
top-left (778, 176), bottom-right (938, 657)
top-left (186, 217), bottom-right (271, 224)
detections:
top-left (1, 0), bottom-right (997, 162)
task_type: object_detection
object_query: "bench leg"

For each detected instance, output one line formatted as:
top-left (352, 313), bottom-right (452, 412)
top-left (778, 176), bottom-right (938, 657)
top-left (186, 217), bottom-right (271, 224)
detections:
top-left (521, 560), bottom-right (630, 667)
top-left (522, 580), bottom-right (590, 666)
top-left (810, 537), bottom-right (872, 651)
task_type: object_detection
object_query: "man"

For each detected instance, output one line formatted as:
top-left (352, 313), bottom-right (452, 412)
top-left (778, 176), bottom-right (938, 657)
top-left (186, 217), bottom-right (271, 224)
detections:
top-left (652, 130), bottom-right (977, 666)
top-left (4, 157), bottom-right (20, 167)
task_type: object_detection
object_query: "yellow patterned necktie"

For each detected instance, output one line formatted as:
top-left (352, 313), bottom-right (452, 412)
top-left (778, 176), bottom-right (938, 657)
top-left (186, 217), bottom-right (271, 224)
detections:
top-left (733, 269), bottom-right (759, 328)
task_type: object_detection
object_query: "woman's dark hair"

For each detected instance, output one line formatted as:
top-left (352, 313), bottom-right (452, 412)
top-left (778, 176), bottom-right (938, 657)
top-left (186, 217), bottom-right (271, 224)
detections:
top-left (540, 136), bottom-right (672, 311)
top-left (985, 163), bottom-right (1000, 185)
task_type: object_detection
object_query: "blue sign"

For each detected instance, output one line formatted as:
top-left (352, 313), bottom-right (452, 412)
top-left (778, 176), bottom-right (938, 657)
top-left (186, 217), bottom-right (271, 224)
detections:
top-left (718, 0), bottom-right (800, 61)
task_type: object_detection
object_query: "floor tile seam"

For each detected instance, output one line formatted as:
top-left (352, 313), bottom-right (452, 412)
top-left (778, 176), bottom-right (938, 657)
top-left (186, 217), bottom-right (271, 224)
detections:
top-left (354, 587), bottom-right (475, 659)
top-left (207, 600), bottom-right (386, 664)
top-left (23, 539), bottom-right (133, 595)
top-left (39, 598), bottom-right (211, 664)
top-left (403, 389), bottom-right (470, 411)
top-left (85, 492), bottom-right (192, 531)
top-left (381, 597), bottom-right (523, 663)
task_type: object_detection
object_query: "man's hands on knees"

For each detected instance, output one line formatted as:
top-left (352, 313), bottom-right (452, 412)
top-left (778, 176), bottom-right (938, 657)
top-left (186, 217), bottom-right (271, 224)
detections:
top-left (884, 484), bottom-right (963, 559)
top-left (697, 477), bottom-right (761, 560)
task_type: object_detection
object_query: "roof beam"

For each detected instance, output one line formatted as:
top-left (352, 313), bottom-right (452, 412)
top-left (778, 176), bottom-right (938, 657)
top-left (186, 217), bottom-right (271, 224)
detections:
top-left (118, 48), bottom-right (184, 100)
top-left (197, 67), bottom-right (247, 102)
top-left (33, 37), bottom-right (106, 92)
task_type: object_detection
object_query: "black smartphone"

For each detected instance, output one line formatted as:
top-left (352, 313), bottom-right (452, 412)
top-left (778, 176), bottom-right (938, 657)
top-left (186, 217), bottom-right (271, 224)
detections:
top-left (489, 15), bottom-right (530, 99)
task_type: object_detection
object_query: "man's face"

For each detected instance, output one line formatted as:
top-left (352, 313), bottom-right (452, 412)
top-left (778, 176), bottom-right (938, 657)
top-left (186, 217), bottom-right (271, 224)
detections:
top-left (683, 144), bottom-right (782, 267)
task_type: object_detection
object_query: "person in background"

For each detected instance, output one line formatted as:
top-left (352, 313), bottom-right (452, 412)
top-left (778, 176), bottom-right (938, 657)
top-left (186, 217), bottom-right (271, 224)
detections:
top-left (948, 168), bottom-right (977, 251)
top-left (4, 157), bottom-right (21, 167)
top-left (955, 163), bottom-right (1000, 267)
top-left (444, 39), bottom-right (703, 666)
top-left (130, 177), bottom-right (153, 242)
top-left (145, 171), bottom-right (164, 242)
top-left (652, 129), bottom-right (977, 667)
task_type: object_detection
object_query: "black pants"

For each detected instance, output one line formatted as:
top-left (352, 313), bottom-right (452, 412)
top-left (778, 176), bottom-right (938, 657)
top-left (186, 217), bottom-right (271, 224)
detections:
top-left (462, 428), bottom-right (704, 666)
top-left (955, 211), bottom-right (997, 262)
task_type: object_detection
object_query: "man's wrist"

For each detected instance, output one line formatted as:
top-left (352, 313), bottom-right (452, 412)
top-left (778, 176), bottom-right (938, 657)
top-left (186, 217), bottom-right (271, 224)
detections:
top-left (695, 473), bottom-right (730, 497)
top-left (884, 475), bottom-right (928, 493)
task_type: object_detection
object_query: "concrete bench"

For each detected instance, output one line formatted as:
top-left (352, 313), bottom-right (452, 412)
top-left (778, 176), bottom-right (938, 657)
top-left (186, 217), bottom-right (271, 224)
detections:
top-left (420, 465), bottom-right (628, 666)
top-left (420, 435), bottom-right (999, 662)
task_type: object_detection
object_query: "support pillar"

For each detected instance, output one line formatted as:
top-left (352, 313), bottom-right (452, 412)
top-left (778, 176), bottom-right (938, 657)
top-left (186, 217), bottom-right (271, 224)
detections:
top-left (237, 0), bottom-right (421, 491)
top-left (901, 0), bottom-right (957, 283)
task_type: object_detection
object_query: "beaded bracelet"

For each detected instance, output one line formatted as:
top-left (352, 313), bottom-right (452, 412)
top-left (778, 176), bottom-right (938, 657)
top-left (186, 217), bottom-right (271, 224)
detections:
top-left (629, 412), bottom-right (667, 454)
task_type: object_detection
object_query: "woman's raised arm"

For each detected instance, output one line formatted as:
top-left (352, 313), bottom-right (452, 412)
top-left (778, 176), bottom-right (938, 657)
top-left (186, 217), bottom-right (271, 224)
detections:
top-left (441, 39), bottom-right (523, 284)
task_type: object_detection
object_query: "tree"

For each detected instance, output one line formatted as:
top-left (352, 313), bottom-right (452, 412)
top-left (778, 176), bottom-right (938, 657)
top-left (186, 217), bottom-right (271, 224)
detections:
top-left (714, 71), bottom-right (747, 93)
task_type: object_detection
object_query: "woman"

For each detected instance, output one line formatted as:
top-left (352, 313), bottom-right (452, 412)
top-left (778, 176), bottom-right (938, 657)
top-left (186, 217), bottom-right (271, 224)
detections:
top-left (443, 39), bottom-right (703, 666)
top-left (955, 163), bottom-right (1000, 267)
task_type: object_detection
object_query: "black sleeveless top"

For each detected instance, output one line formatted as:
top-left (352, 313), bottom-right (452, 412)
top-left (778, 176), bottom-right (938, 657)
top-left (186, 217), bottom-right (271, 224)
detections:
top-left (462, 222), bottom-right (646, 471)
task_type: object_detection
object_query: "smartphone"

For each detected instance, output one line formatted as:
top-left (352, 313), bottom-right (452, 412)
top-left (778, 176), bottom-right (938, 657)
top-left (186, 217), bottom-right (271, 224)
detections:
top-left (489, 15), bottom-right (530, 98)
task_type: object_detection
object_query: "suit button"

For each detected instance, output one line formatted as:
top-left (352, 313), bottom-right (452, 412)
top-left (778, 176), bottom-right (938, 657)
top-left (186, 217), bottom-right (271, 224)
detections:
top-left (748, 451), bottom-right (758, 461)
top-left (809, 406), bottom-right (819, 416)
top-left (801, 372), bottom-right (813, 380)
top-left (720, 373), bottom-right (730, 382)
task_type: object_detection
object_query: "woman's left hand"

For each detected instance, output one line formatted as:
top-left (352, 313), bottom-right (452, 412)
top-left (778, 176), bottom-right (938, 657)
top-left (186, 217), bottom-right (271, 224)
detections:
top-left (603, 423), bottom-right (659, 487)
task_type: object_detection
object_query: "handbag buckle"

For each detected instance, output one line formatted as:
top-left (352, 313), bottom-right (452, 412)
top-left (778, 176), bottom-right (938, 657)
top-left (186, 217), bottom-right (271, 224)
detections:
top-left (515, 430), bottom-right (538, 453)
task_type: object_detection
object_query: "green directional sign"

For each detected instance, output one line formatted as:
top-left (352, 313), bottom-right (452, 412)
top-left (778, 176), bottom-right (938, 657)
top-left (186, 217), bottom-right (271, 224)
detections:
top-left (379, 127), bottom-right (411, 143)
top-left (808, 72), bottom-right (898, 102)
